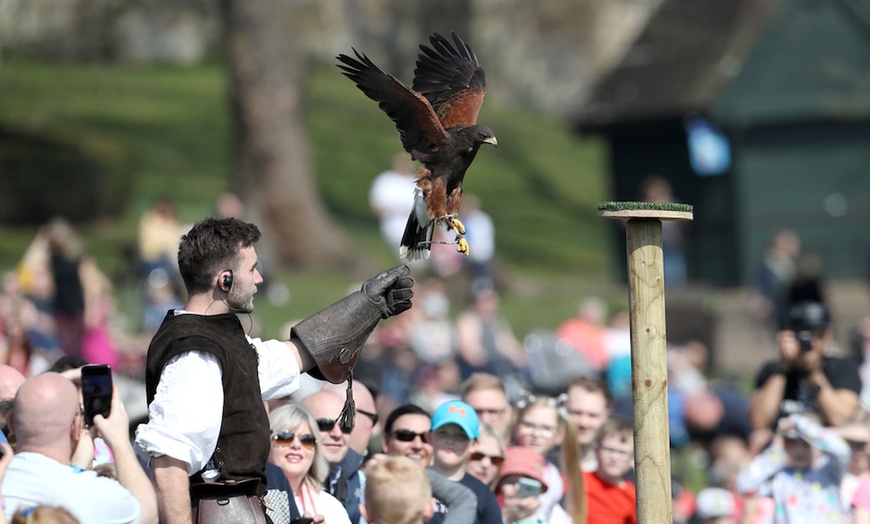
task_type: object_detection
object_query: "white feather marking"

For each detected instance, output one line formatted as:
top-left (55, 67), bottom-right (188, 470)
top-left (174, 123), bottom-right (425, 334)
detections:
top-left (412, 187), bottom-right (429, 225)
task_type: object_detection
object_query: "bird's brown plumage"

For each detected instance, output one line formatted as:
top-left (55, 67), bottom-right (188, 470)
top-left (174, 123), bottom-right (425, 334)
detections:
top-left (337, 32), bottom-right (497, 260)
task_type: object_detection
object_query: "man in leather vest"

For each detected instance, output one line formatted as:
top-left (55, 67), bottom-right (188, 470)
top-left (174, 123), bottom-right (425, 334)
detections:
top-left (134, 217), bottom-right (414, 523)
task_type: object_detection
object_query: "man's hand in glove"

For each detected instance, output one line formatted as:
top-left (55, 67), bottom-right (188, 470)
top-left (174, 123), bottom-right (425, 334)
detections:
top-left (362, 265), bottom-right (415, 318)
top-left (291, 264), bottom-right (415, 383)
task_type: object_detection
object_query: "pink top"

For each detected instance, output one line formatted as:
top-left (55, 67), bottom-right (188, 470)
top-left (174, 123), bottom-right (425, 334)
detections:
top-left (852, 475), bottom-right (870, 509)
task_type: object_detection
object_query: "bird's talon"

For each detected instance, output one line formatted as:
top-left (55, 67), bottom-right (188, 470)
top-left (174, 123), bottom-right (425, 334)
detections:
top-left (456, 237), bottom-right (470, 256)
top-left (451, 217), bottom-right (466, 235)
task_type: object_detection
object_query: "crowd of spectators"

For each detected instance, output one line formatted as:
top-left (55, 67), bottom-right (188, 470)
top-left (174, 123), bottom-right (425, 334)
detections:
top-left (2, 204), bottom-right (870, 524)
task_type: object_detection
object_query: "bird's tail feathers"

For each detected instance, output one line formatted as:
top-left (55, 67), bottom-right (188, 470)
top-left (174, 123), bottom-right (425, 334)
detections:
top-left (399, 210), bottom-right (433, 260)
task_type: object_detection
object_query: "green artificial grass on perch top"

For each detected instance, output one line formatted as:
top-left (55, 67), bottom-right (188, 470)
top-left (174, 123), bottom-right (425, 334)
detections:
top-left (598, 201), bottom-right (694, 213)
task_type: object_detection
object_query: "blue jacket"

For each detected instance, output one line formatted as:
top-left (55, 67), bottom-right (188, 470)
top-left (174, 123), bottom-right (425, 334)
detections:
top-left (265, 462), bottom-right (301, 520)
top-left (326, 449), bottom-right (365, 524)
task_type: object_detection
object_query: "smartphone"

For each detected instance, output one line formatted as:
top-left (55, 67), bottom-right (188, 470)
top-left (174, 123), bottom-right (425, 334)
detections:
top-left (81, 365), bottom-right (113, 426)
top-left (516, 477), bottom-right (542, 499)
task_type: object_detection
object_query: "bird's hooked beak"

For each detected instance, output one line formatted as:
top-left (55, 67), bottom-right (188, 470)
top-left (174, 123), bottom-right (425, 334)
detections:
top-left (484, 136), bottom-right (498, 148)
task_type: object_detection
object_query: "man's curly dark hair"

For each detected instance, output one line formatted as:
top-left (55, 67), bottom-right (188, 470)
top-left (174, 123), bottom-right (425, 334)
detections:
top-left (177, 217), bottom-right (261, 293)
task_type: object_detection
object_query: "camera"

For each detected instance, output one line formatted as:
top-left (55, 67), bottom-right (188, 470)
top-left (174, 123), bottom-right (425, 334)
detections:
top-left (795, 330), bottom-right (813, 354)
top-left (788, 301), bottom-right (829, 355)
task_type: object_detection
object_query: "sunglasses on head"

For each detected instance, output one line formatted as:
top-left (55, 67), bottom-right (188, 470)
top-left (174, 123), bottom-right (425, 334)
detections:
top-left (390, 429), bottom-right (429, 443)
top-left (470, 451), bottom-right (505, 466)
top-left (316, 418), bottom-right (352, 434)
top-left (272, 431), bottom-right (317, 450)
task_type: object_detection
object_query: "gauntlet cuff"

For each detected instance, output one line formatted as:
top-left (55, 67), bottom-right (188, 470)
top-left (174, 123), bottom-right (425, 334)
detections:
top-left (291, 291), bottom-right (381, 384)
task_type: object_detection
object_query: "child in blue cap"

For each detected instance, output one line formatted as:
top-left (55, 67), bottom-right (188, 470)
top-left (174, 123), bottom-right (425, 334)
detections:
top-left (429, 400), bottom-right (502, 524)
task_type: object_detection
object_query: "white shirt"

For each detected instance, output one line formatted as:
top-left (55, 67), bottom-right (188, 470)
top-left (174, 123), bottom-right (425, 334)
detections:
top-left (2, 452), bottom-right (141, 523)
top-left (460, 208), bottom-right (495, 263)
top-left (296, 483), bottom-right (351, 524)
top-left (134, 333), bottom-right (301, 475)
top-left (534, 460), bottom-right (566, 521)
top-left (369, 169), bottom-right (416, 247)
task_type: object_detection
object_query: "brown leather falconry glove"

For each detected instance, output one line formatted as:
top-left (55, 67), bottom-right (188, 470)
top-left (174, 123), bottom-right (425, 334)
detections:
top-left (292, 265), bottom-right (413, 431)
top-left (292, 264), bottom-right (414, 383)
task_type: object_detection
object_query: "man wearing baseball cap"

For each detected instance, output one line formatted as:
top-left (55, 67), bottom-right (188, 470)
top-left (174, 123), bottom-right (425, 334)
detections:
top-left (749, 300), bottom-right (860, 431)
top-left (430, 399), bottom-right (502, 524)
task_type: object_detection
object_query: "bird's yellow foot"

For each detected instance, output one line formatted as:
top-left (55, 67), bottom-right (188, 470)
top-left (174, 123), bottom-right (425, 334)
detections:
top-left (437, 214), bottom-right (467, 235)
top-left (456, 237), bottom-right (470, 256)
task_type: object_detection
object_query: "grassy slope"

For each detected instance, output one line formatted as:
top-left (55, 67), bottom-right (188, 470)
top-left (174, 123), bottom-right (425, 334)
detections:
top-left (0, 61), bottom-right (624, 337)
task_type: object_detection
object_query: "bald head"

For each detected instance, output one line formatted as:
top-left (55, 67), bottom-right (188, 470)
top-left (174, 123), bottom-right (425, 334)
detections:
top-left (12, 373), bottom-right (81, 453)
top-left (323, 381), bottom-right (378, 455)
top-left (303, 390), bottom-right (350, 464)
top-left (302, 389), bottom-right (346, 417)
top-left (322, 381), bottom-right (376, 413)
top-left (0, 365), bottom-right (25, 400)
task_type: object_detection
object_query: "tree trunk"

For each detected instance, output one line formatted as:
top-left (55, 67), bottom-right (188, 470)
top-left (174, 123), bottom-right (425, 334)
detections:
top-left (222, 0), bottom-right (351, 269)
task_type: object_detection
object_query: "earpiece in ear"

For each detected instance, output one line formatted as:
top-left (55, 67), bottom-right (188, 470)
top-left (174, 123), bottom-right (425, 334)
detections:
top-left (221, 271), bottom-right (233, 291)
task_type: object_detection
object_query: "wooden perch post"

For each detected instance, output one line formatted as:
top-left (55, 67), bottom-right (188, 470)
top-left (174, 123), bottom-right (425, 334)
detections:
top-left (598, 201), bottom-right (694, 524)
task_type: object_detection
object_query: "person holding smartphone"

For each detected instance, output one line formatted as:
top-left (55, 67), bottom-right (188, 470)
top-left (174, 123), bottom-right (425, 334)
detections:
top-left (133, 217), bottom-right (414, 524)
top-left (2, 373), bottom-right (158, 523)
top-left (494, 447), bottom-right (549, 524)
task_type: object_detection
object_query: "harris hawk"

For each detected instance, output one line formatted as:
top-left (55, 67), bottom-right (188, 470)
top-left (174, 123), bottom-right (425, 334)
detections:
top-left (337, 31), bottom-right (497, 260)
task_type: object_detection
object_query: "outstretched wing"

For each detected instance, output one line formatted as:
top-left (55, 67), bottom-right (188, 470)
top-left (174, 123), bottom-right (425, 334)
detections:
top-left (337, 50), bottom-right (447, 155)
top-left (412, 32), bottom-right (487, 129)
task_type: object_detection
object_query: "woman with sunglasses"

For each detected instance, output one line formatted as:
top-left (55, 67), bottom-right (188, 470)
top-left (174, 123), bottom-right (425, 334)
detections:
top-left (266, 403), bottom-right (351, 524)
top-left (467, 423), bottom-right (506, 489)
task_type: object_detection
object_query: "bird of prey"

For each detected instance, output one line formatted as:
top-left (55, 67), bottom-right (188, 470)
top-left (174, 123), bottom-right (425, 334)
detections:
top-left (337, 31), bottom-right (497, 260)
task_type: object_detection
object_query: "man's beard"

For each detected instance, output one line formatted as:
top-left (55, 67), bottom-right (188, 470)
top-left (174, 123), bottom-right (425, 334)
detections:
top-left (227, 289), bottom-right (255, 314)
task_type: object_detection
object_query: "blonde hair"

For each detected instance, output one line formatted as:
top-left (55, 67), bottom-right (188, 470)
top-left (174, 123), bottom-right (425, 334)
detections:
top-left (79, 257), bottom-right (113, 299)
top-left (364, 456), bottom-right (432, 524)
top-left (562, 416), bottom-right (587, 523)
top-left (477, 422), bottom-right (507, 489)
top-left (479, 421), bottom-right (505, 450)
top-left (460, 372), bottom-right (507, 397)
top-left (267, 402), bottom-right (329, 490)
top-left (12, 506), bottom-right (79, 524)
